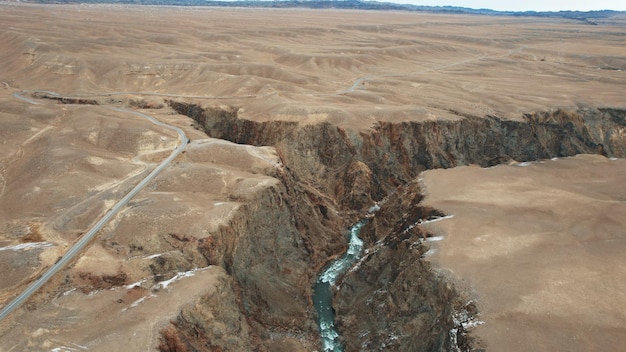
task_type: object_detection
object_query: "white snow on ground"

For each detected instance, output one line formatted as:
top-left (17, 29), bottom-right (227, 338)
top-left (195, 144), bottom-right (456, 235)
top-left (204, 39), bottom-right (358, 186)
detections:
top-left (154, 267), bottom-right (211, 290)
top-left (62, 288), bottom-right (77, 296)
top-left (0, 242), bottom-right (54, 251)
top-left (117, 268), bottom-right (213, 311)
top-left (50, 342), bottom-right (87, 352)
top-left (423, 248), bottom-right (437, 256)
top-left (129, 295), bottom-right (152, 308)
top-left (121, 294), bottom-right (156, 312)
top-left (419, 214), bottom-right (455, 226)
top-left (368, 204), bottom-right (381, 213)
top-left (462, 320), bottom-right (485, 329)
top-left (449, 306), bottom-right (485, 351)
top-left (400, 214), bottom-right (455, 235)
top-left (125, 279), bottom-right (147, 289)
top-left (517, 160), bottom-right (546, 167)
top-left (425, 236), bottom-right (445, 242)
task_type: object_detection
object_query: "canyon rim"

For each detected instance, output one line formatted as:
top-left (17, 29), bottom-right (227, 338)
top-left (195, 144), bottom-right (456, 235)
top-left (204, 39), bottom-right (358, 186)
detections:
top-left (0, 4), bottom-right (625, 351)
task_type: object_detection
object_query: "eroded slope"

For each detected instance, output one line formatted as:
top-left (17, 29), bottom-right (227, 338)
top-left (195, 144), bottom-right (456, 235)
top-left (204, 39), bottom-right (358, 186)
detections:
top-left (0, 5), bottom-right (625, 352)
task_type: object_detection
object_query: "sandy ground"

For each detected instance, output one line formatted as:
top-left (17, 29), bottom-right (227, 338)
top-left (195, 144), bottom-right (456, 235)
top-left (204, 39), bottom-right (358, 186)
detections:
top-left (0, 4), bottom-right (624, 351)
top-left (2, 264), bottom-right (225, 352)
top-left (0, 81), bottom-right (282, 350)
top-left (421, 155), bottom-right (626, 351)
top-left (0, 84), bottom-right (186, 290)
top-left (1, 4), bottom-right (625, 130)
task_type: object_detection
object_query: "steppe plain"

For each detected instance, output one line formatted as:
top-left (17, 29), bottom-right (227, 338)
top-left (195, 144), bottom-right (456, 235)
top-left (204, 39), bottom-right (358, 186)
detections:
top-left (0, 3), bottom-right (625, 351)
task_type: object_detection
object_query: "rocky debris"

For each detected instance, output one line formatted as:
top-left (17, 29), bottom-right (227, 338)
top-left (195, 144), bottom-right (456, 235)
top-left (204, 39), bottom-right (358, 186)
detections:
top-left (197, 235), bottom-right (219, 266)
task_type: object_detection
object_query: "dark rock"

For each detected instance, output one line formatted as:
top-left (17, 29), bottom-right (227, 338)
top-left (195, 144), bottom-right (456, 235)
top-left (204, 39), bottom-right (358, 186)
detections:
top-left (164, 101), bottom-right (626, 350)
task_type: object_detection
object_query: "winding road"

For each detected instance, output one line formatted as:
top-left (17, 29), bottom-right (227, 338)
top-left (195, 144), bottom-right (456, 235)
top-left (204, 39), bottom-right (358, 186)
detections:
top-left (0, 47), bottom-right (518, 321)
top-left (0, 92), bottom-right (188, 321)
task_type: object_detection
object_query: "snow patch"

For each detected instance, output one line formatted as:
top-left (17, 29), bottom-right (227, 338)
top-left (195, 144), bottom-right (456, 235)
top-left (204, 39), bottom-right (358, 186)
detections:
top-left (462, 320), bottom-right (485, 329)
top-left (62, 288), bottom-right (77, 296)
top-left (0, 242), bottom-right (54, 251)
top-left (129, 295), bottom-right (150, 308)
top-left (50, 343), bottom-right (87, 352)
top-left (125, 279), bottom-right (147, 289)
top-left (367, 203), bottom-right (380, 213)
top-left (121, 294), bottom-right (156, 312)
top-left (153, 267), bottom-right (211, 290)
top-left (401, 214), bottom-right (455, 234)
top-left (450, 305), bottom-right (484, 351)
top-left (425, 236), bottom-right (444, 242)
top-left (423, 248), bottom-right (437, 256)
top-left (419, 214), bottom-right (455, 226)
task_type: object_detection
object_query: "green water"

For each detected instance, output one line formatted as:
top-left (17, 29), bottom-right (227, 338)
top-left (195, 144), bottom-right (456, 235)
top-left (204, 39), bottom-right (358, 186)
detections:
top-left (313, 221), bottom-right (366, 352)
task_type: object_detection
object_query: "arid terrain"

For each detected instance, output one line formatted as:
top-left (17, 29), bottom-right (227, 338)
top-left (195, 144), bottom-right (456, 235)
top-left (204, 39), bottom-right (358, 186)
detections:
top-left (421, 155), bottom-right (626, 351)
top-left (0, 4), bottom-right (624, 351)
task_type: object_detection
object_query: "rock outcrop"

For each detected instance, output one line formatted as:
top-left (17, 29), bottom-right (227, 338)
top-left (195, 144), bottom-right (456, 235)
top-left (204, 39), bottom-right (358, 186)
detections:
top-left (163, 101), bottom-right (626, 351)
top-left (159, 274), bottom-right (254, 352)
top-left (170, 101), bottom-right (625, 199)
top-left (156, 150), bottom-right (347, 350)
top-left (334, 179), bottom-right (472, 352)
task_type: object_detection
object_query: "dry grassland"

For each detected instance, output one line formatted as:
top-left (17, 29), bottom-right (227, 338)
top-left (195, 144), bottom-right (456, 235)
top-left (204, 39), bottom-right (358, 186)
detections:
top-left (0, 4), bottom-right (624, 351)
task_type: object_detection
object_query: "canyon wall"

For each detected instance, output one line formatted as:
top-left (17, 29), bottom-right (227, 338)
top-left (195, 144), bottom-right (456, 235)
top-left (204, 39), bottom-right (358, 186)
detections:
top-left (164, 101), bottom-right (625, 351)
top-left (155, 156), bottom-right (347, 351)
top-left (333, 179), bottom-right (473, 352)
top-left (170, 101), bottom-right (625, 208)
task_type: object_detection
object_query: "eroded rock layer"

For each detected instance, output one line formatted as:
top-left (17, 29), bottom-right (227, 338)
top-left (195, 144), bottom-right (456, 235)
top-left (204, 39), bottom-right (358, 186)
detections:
top-left (171, 101), bottom-right (625, 200)
top-left (164, 102), bottom-right (625, 351)
top-left (1, 6), bottom-right (626, 352)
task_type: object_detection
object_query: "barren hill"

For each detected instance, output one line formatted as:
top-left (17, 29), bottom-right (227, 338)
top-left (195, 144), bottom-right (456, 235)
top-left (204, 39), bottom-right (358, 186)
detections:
top-left (0, 4), bottom-right (624, 351)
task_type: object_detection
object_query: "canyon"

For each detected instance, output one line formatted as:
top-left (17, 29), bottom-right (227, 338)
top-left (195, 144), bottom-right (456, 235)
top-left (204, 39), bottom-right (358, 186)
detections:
top-left (0, 4), bottom-right (625, 351)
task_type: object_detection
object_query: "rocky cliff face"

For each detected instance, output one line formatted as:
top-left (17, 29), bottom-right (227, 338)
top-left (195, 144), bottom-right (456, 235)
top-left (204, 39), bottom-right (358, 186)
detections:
top-left (170, 101), bottom-right (625, 206)
top-left (165, 101), bottom-right (626, 351)
top-left (159, 273), bottom-right (254, 352)
top-left (154, 162), bottom-right (347, 351)
top-left (334, 179), bottom-right (473, 352)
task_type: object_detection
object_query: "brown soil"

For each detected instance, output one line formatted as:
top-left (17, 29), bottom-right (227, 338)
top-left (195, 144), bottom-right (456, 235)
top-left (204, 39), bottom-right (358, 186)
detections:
top-left (0, 4), bottom-right (624, 351)
top-left (421, 155), bottom-right (626, 351)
